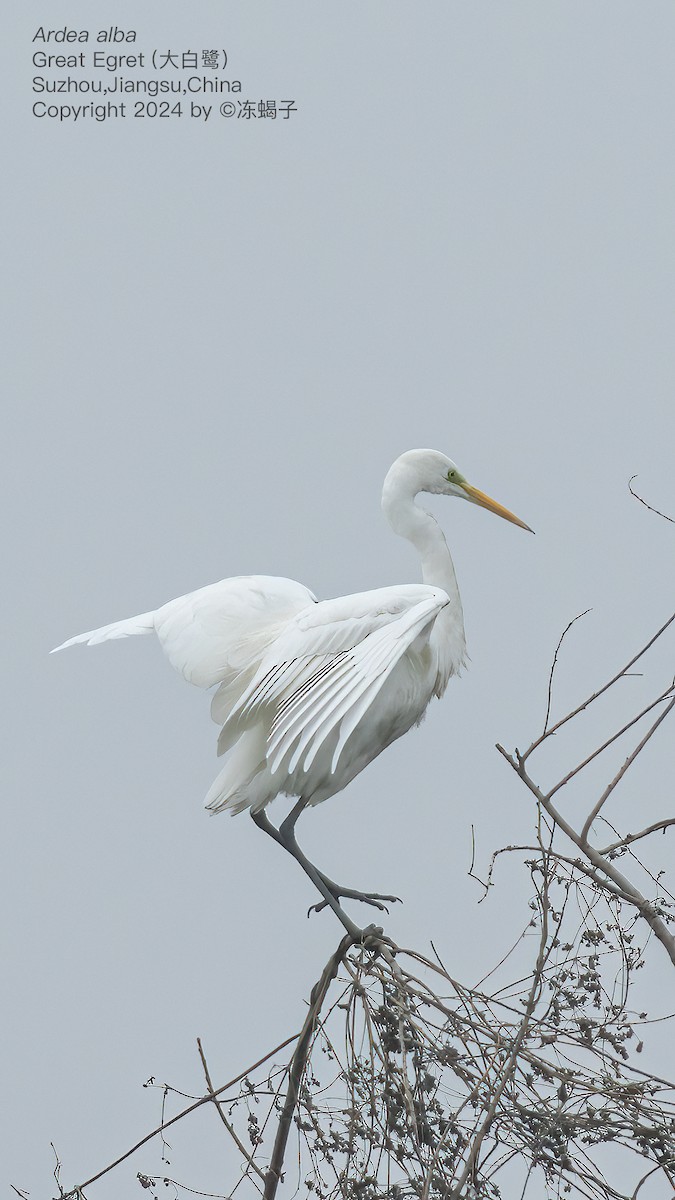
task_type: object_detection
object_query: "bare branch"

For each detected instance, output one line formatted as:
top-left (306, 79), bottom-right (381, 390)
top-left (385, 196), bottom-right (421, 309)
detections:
top-left (579, 693), bottom-right (675, 843)
top-left (522, 610), bottom-right (675, 761)
top-left (197, 1037), bottom-right (266, 1183)
top-left (483, 842), bottom-right (628, 900)
top-left (543, 609), bottom-right (592, 736)
top-left (448, 833), bottom-right (552, 1197)
top-left (497, 744), bottom-right (675, 968)
top-left (598, 818), bottom-right (675, 856)
top-left (61, 1032), bottom-right (300, 1197)
top-left (548, 685), bottom-right (674, 802)
top-left (631, 1163), bottom-right (666, 1198)
top-left (263, 930), bottom-right (364, 1199)
top-left (629, 476), bottom-right (675, 524)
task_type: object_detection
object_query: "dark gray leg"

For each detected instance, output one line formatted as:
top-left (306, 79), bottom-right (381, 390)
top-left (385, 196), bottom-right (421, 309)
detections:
top-left (250, 802), bottom-right (401, 930)
top-left (251, 804), bottom-right (363, 938)
top-left (279, 800), bottom-right (401, 914)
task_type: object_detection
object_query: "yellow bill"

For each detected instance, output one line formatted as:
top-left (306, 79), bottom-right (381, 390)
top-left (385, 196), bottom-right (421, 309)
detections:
top-left (461, 482), bottom-right (534, 533)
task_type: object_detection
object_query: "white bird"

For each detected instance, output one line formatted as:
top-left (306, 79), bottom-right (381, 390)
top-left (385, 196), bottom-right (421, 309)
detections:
top-left (53, 449), bottom-right (532, 936)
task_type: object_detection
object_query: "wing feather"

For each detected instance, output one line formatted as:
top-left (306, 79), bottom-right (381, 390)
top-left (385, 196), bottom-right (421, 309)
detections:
top-left (269, 628), bottom-right (397, 772)
top-left (51, 610), bottom-right (155, 651)
top-left (222, 586), bottom-right (449, 776)
top-left (300, 596), bottom-right (445, 773)
top-left (154, 575), bottom-right (316, 688)
top-left (53, 575), bottom-right (317, 699)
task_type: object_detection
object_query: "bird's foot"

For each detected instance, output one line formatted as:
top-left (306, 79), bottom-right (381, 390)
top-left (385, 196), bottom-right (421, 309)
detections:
top-left (307, 885), bottom-right (402, 918)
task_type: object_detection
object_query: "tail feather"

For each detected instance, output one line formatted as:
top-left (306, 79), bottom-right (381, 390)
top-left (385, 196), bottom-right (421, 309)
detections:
top-left (51, 610), bottom-right (155, 653)
top-left (204, 725), bottom-right (269, 815)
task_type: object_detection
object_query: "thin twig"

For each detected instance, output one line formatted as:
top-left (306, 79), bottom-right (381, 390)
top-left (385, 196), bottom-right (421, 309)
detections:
top-left (598, 814), bottom-right (675, 904)
top-left (579, 693), bottom-right (675, 843)
top-left (598, 818), bottom-right (675, 856)
top-left (448, 825), bottom-right (552, 1197)
top-left (521, 611), bottom-right (675, 761)
top-left (497, 744), bottom-right (675, 968)
top-left (629, 476), bottom-right (675, 524)
top-left (61, 1033), bottom-right (300, 1197)
top-left (197, 1038), bottom-right (266, 1183)
top-left (52, 1143), bottom-right (65, 1199)
top-left (542, 609), bottom-right (592, 736)
top-left (485, 843), bottom-right (627, 900)
top-left (153, 1177), bottom-right (231, 1199)
top-left (631, 1163), bottom-right (666, 1199)
top-left (549, 685), bottom-right (674, 802)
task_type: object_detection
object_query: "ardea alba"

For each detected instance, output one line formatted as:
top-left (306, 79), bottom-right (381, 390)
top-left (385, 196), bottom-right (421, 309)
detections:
top-left (53, 449), bottom-right (531, 936)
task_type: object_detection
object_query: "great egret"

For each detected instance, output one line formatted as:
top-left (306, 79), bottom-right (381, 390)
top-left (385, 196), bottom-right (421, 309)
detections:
top-left (53, 449), bottom-right (531, 936)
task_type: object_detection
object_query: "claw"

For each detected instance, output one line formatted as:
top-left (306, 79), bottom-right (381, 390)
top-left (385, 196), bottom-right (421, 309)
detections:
top-left (306, 889), bottom-right (403, 918)
top-left (307, 897), bottom-right (388, 917)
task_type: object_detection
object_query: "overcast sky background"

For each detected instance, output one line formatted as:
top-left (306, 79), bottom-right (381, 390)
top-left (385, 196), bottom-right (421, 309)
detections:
top-left (3, 3), bottom-right (674, 1197)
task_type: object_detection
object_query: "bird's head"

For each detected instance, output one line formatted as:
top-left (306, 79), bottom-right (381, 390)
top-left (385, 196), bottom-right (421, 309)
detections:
top-left (385, 448), bottom-right (533, 532)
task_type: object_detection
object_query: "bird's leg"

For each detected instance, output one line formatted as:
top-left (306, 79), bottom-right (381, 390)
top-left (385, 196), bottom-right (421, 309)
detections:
top-left (277, 802), bottom-right (402, 917)
top-left (249, 806), bottom-right (287, 851)
top-left (250, 805), bottom-right (364, 939)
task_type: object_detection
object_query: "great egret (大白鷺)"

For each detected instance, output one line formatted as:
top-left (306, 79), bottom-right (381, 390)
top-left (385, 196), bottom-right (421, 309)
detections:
top-left (53, 449), bottom-right (532, 937)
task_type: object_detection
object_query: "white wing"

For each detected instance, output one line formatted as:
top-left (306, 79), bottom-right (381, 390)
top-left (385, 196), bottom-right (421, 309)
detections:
top-left (52, 574), bottom-right (317, 692)
top-left (53, 577), bottom-right (450, 796)
top-left (153, 575), bottom-right (316, 688)
top-left (52, 610), bottom-right (156, 648)
top-left (220, 584), bottom-right (450, 775)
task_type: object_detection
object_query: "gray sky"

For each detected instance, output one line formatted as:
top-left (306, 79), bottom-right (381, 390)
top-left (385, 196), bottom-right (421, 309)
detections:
top-left (3, 3), bottom-right (674, 1196)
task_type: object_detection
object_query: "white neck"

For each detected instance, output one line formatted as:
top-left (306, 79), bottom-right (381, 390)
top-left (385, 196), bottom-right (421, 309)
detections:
top-left (381, 463), bottom-right (467, 679)
top-left (381, 466), bottom-right (458, 590)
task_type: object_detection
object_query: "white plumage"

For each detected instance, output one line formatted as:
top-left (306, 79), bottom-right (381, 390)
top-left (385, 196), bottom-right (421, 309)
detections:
top-left (53, 449), bottom-right (531, 932)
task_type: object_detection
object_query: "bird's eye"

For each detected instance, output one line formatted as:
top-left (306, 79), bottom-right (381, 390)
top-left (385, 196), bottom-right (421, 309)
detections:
top-left (447, 470), bottom-right (456, 481)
